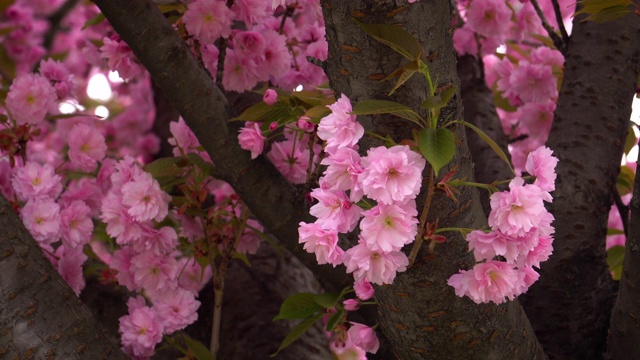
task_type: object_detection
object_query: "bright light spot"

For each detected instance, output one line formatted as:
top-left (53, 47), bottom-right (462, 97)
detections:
top-left (59, 101), bottom-right (77, 114)
top-left (108, 70), bottom-right (124, 83)
top-left (496, 44), bottom-right (507, 54)
top-left (631, 95), bottom-right (640, 126)
top-left (627, 145), bottom-right (638, 163)
top-left (294, 84), bottom-right (303, 92)
top-left (87, 73), bottom-right (112, 102)
top-left (95, 105), bottom-right (110, 119)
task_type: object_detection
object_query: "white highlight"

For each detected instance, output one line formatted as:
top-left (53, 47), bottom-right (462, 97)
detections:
top-left (87, 73), bottom-right (112, 102)
top-left (294, 84), bottom-right (303, 92)
top-left (95, 105), bottom-right (110, 119)
top-left (108, 70), bottom-right (124, 83)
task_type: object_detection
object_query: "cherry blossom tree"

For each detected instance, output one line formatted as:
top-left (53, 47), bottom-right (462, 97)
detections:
top-left (1, 0), bottom-right (639, 359)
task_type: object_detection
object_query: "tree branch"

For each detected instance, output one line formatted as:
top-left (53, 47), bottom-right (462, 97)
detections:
top-left (530, 0), bottom-right (566, 53)
top-left (90, 0), bottom-right (351, 293)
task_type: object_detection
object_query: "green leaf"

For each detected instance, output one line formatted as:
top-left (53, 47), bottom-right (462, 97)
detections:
top-left (617, 165), bottom-right (635, 196)
top-left (384, 59), bottom-right (420, 96)
top-left (325, 308), bottom-right (345, 331)
top-left (273, 293), bottom-right (324, 321)
top-left (187, 152), bottom-right (217, 177)
top-left (352, 100), bottom-right (424, 127)
top-left (354, 19), bottom-right (423, 61)
top-left (303, 105), bottom-right (331, 123)
top-left (231, 101), bottom-right (298, 125)
top-left (607, 245), bottom-right (625, 281)
top-left (313, 292), bottom-right (340, 309)
top-left (607, 228), bottom-right (625, 236)
top-left (144, 157), bottom-right (186, 180)
top-left (417, 127), bottom-right (455, 176)
top-left (575, 0), bottom-right (632, 22)
top-left (82, 13), bottom-right (106, 30)
top-left (625, 124), bottom-right (637, 155)
top-left (232, 252), bottom-right (251, 267)
top-left (455, 120), bottom-right (516, 176)
top-left (183, 334), bottom-right (214, 360)
top-left (493, 91), bottom-right (518, 112)
top-left (271, 312), bottom-right (325, 357)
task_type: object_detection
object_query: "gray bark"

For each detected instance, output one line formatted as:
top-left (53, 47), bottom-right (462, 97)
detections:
top-left (0, 195), bottom-right (126, 359)
top-left (520, 9), bottom-right (640, 360)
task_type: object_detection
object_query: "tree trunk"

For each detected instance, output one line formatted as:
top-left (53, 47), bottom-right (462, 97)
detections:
top-left (321, 1), bottom-right (545, 358)
top-left (0, 195), bottom-right (126, 359)
top-left (520, 9), bottom-right (640, 360)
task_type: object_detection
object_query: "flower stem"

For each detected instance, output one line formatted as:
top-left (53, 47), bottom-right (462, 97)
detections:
top-left (409, 170), bottom-right (435, 266)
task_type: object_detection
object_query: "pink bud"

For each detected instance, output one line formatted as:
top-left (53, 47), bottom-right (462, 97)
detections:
top-left (263, 89), bottom-right (278, 105)
top-left (269, 122), bottom-right (278, 131)
top-left (297, 116), bottom-right (315, 132)
top-left (343, 299), bottom-right (360, 311)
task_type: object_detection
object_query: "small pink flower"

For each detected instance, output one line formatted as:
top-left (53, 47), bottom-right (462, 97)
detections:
top-left (121, 172), bottom-right (171, 222)
top-left (320, 147), bottom-right (364, 194)
top-left (509, 61), bottom-right (557, 104)
top-left (238, 122), bottom-right (265, 159)
top-left (68, 123), bottom-right (107, 172)
top-left (263, 88), bottom-right (278, 105)
top-left (237, 219), bottom-right (263, 254)
top-left (360, 201), bottom-right (418, 252)
top-left (525, 146), bottom-right (558, 192)
top-left (448, 260), bottom-right (522, 304)
top-left (345, 241), bottom-right (408, 285)
top-left (151, 288), bottom-right (200, 334)
top-left (183, 0), bottom-right (234, 43)
top-left (267, 139), bottom-right (310, 184)
top-left (298, 222), bottom-right (345, 266)
top-left (20, 198), bottom-right (60, 245)
top-left (119, 306), bottom-right (164, 358)
top-left (39, 58), bottom-right (75, 99)
top-left (11, 162), bottom-right (62, 201)
top-left (60, 200), bottom-right (93, 249)
top-left (130, 252), bottom-right (179, 295)
top-left (100, 36), bottom-right (143, 80)
top-left (317, 94), bottom-right (364, 154)
top-left (6, 73), bottom-right (56, 125)
top-left (353, 279), bottom-right (374, 300)
top-left (309, 188), bottom-right (362, 233)
top-left (343, 299), bottom-right (360, 311)
top-left (57, 246), bottom-right (87, 296)
top-left (466, 0), bottom-right (511, 38)
top-left (348, 322), bottom-right (379, 354)
top-left (359, 145), bottom-right (426, 205)
top-left (222, 48), bottom-right (260, 92)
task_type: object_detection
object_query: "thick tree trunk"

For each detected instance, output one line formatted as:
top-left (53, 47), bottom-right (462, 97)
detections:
top-left (607, 152), bottom-right (640, 359)
top-left (0, 195), bottom-right (126, 359)
top-left (520, 10), bottom-right (640, 360)
top-left (321, 1), bottom-right (545, 359)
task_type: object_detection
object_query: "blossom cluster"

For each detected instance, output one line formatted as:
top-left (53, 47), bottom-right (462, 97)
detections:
top-left (448, 146), bottom-right (558, 304)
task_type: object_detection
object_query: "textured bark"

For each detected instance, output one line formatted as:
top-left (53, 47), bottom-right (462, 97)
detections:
top-left (321, 1), bottom-right (544, 359)
top-left (0, 196), bottom-right (126, 359)
top-left (607, 158), bottom-right (640, 359)
top-left (520, 11), bottom-right (640, 360)
top-left (457, 54), bottom-right (513, 215)
top-left (91, 0), bottom-right (351, 293)
top-left (152, 83), bottom-right (180, 159)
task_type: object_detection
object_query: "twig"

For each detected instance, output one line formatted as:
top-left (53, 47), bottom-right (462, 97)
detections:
top-left (409, 171), bottom-right (435, 266)
top-left (613, 187), bottom-right (630, 237)
top-left (551, 0), bottom-right (570, 47)
top-left (529, 0), bottom-right (566, 53)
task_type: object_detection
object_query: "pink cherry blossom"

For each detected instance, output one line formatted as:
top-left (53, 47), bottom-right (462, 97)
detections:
top-left (298, 222), bottom-right (346, 266)
top-left (237, 219), bottom-right (263, 254)
top-left (57, 246), bottom-right (87, 296)
top-left (267, 139), bottom-right (310, 184)
top-left (359, 145), bottom-right (426, 205)
top-left (11, 162), bottom-right (62, 201)
top-left (488, 177), bottom-right (552, 237)
top-left (151, 288), bottom-right (200, 334)
top-left (121, 172), bottom-right (171, 222)
top-left (222, 48), bottom-right (260, 92)
top-left (345, 241), bottom-right (409, 285)
top-left (60, 200), bottom-right (93, 249)
top-left (262, 29), bottom-right (292, 80)
top-left (348, 322), bottom-right (380, 354)
top-left (317, 94), bottom-right (364, 154)
top-left (509, 61), bottom-right (557, 104)
top-left (231, 0), bottom-right (269, 25)
top-left (466, 0), bottom-right (511, 38)
top-left (130, 251), bottom-right (179, 294)
top-left (68, 123), bottom-right (107, 172)
top-left (39, 58), bottom-right (75, 99)
top-left (100, 36), bottom-right (143, 80)
top-left (309, 188), bottom-right (362, 233)
top-left (353, 278), bottom-right (374, 300)
top-left (447, 260), bottom-right (522, 304)
top-left (360, 201), bottom-right (418, 252)
top-left (183, 0), bottom-right (234, 43)
top-left (343, 299), bottom-right (360, 311)
top-left (238, 122), bottom-right (265, 159)
top-left (525, 146), bottom-right (558, 192)
top-left (20, 198), bottom-right (60, 245)
top-left (6, 73), bottom-right (56, 125)
top-left (119, 306), bottom-right (163, 359)
top-left (320, 147), bottom-right (364, 194)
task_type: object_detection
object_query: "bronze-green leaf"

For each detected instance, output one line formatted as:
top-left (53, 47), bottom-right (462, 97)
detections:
top-left (418, 127), bottom-right (455, 176)
top-left (354, 19), bottom-right (423, 61)
top-left (352, 99), bottom-right (424, 127)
